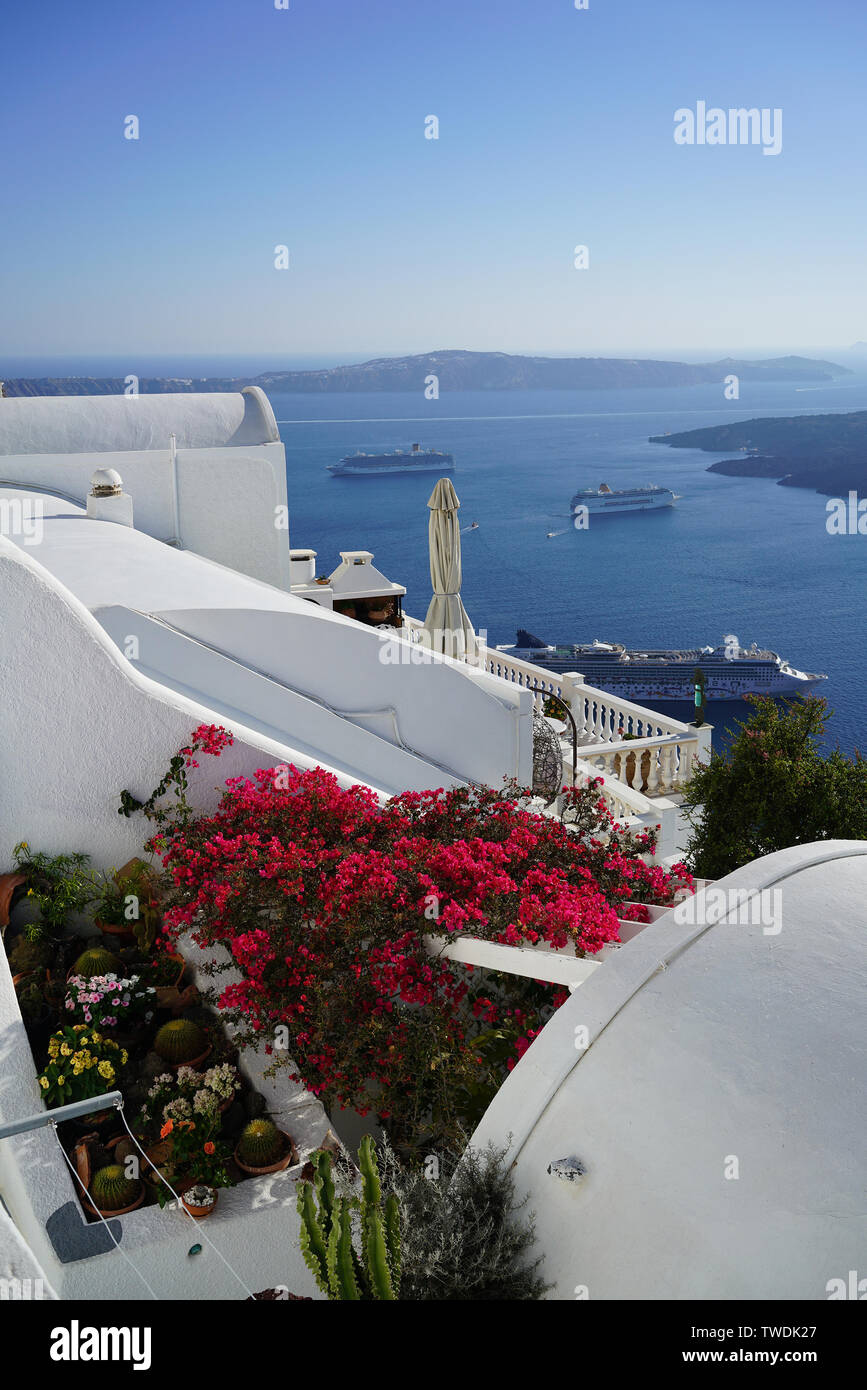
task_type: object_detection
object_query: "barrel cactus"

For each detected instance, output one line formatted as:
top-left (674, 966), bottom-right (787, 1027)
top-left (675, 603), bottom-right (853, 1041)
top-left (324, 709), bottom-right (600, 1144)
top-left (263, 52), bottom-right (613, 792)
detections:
top-left (297, 1136), bottom-right (400, 1300)
top-left (73, 946), bottom-right (122, 978)
top-left (237, 1119), bottom-right (284, 1168)
top-left (154, 1018), bottom-right (207, 1064)
top-left (91, 1163), bottom-right (141, 1212)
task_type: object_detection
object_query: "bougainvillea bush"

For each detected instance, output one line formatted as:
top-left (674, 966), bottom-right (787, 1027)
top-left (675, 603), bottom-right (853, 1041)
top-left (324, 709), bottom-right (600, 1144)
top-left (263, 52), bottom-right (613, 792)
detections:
top-left (145, 729), bottom-right (691, 1156)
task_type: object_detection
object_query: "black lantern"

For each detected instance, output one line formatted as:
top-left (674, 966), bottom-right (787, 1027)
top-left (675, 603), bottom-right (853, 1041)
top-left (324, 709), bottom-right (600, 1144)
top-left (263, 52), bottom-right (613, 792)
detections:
top-left (693, 667), bottom-right (707, 727)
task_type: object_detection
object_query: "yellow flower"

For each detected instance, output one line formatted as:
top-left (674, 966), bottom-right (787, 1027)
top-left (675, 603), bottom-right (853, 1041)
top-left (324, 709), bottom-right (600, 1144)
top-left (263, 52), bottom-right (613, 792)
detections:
top-left (26, 888), bottom-right (34, 897)
top-left (38, 1076), bottom-right (48, 1089)
top-left (57, 1075), bottom-right (65, 1086)
top-left (120, 1050), bottom-right (128, 1066)
top-left (60, 1043), bottom-right (71, 1057)
top-left (98, 1062), bottom-right (114, 1081)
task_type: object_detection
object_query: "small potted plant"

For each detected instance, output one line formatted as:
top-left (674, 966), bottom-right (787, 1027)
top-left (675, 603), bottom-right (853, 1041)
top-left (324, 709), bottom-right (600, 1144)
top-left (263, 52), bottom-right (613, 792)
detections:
top-left (139, 1063), bottom-right (241, 1141)
top-left (37, 1025), bottom-right (128, 1130)
top-left (158, 1099), bottom-right (233, 1218)
top-left (179, 1183), bottom-right (218, 1219)
top-left (64, 973), bottom-right (156, 1039)
top-left (109, 859), bottom-right (164, 953)
top-left (12, 843), bottom-right (97, 943)
top-left (153, 1018), bottom-right (211, 1070)
top-left (84, 1163), bottom-right (145, 1219)
top-left (16, 978), bottom-right (53, 1055)
top-left (94, 882), bottom-right (137, 947)
top-left (234, 1118), bottom-right (297, 1176)
top-left (7, 936), bottom-right (53, 987)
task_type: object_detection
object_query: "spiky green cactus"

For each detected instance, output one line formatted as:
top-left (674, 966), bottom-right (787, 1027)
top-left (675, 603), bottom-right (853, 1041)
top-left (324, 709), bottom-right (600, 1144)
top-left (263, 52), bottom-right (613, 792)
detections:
top-left (73, 946), bottom-right (122, 978)
top-left (91, 1164), bottom-right (141, 1212)
top-left (237, 1118), bottom-right (284, 1168)
top-left (154, 1018), bottom-right (207, 1064)
top-left (297, 1139), bottom-right (400, 1300)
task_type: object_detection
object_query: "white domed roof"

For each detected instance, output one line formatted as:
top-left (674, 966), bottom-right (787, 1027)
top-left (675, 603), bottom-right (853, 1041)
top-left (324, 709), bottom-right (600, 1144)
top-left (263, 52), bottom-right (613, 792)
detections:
top-left (471, 841), bottom-right (867, 1299)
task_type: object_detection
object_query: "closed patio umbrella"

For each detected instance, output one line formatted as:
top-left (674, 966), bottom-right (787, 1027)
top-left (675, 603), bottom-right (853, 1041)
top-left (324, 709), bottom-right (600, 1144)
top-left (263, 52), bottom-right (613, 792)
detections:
top-left (421, 477), bottom-right (478, 660)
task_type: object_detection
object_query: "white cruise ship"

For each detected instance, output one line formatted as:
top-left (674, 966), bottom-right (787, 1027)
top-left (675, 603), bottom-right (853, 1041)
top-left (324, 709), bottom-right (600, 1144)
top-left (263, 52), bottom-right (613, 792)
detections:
top-left (328, 444), bottom-right (454, 476)
top-left (571, 482), bottom-right (678, 522)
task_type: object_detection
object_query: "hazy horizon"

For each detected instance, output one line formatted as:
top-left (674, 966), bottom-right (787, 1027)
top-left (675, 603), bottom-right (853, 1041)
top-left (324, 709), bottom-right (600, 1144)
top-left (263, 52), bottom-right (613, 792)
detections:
top-left (3, 344), bottom-right (867, 383)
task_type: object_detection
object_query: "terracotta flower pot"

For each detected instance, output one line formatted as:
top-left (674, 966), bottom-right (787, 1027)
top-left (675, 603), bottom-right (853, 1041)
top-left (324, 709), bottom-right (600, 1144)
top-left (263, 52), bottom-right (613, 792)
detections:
top-left (153, 982), bottom-right (199, 1016)
top-left (162, 1043), bottom-right (212, 1072)
top-left (234, 1130), bottom-right (298, 1177)
top-left (0, 873), bottom-right (26, 929)
top-left (180, 1186), bottom-right (218, 1219)
top-left (96, 918), bottom-right (137, 947)
top-left (83, 1184), bottom-right (146, 1220)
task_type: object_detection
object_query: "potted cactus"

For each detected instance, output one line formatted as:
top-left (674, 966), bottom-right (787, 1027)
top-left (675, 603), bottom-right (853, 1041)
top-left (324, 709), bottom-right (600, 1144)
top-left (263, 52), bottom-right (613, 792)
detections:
top-left (153, 1018), bottom-right (210, 1069)
top-left (179, 1183), bottom-right (217, 1219)
top-left (297, 1136), bottom-right (400, 1300)
top-left (8, 936), bottom-right (53, 987)
top-left (16, 978), bottom-right (53, 1054)
top-left (68, 945), bottom-right (123, 982)
top-left (234, 1118), bottom-right (297, 1176)
top-left (84, 1163), bottom-right (145, 1218)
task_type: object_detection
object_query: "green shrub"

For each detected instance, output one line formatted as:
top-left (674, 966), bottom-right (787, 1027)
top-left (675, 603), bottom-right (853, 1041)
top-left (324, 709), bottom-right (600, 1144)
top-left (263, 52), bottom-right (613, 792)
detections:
top-left (681, 695), bottom-right (867, 878)
top-left (382, 1136), bottom-right (548, 1301)
top-left (12, 844), bottom-right (96, 937)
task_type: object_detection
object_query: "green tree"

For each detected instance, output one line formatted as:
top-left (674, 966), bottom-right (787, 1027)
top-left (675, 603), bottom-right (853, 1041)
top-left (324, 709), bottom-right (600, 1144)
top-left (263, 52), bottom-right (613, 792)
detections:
top-left (682, 696), bottom-right (867, 878)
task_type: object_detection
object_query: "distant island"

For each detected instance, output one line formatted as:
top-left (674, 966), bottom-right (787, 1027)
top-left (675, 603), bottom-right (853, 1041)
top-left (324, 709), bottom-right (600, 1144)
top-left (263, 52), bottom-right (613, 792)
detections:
top-left (0, 350), bottom-right (851, 397)
top-left (650, 410), bottom-right (867, 496)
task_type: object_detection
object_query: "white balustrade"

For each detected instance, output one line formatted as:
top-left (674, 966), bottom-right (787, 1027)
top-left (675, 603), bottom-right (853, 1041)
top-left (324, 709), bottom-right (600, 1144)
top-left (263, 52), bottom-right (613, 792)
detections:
top-left (577, 733), bottom-right (701, 794)
top-left (401, 616), bottom-right (706, 798)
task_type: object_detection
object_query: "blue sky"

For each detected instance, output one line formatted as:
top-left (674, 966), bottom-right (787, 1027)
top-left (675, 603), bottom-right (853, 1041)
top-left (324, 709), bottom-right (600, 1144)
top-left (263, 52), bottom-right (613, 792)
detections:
top-left (2, 0), bottom-right (866, 363)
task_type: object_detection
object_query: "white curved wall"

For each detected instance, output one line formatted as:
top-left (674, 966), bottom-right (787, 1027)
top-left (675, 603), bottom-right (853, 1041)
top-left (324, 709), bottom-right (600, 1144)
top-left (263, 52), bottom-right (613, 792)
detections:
top-left (471, 841), bottom-right (867, 1300)
top-left (0, 539), bottom-right (385, 871)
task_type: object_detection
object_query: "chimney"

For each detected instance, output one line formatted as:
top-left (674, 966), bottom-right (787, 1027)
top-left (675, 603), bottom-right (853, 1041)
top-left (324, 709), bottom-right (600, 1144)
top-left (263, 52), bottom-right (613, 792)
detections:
top-left (86, 468), bottom-right (134, 527)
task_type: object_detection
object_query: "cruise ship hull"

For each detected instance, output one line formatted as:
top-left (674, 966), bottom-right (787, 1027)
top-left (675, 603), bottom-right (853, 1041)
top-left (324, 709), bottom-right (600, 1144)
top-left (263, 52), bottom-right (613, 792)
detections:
top-left (329, 449), bottom-right (455, 477)
top-left (498, 635), bottom-right (827, 702)
top-left (571, 485), bottom-right (677, 521)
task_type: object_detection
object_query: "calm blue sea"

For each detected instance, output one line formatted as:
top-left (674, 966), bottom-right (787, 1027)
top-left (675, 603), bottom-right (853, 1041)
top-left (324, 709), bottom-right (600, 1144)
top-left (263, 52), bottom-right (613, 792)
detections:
top-left (272, 378), bottom-right (867, 756)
